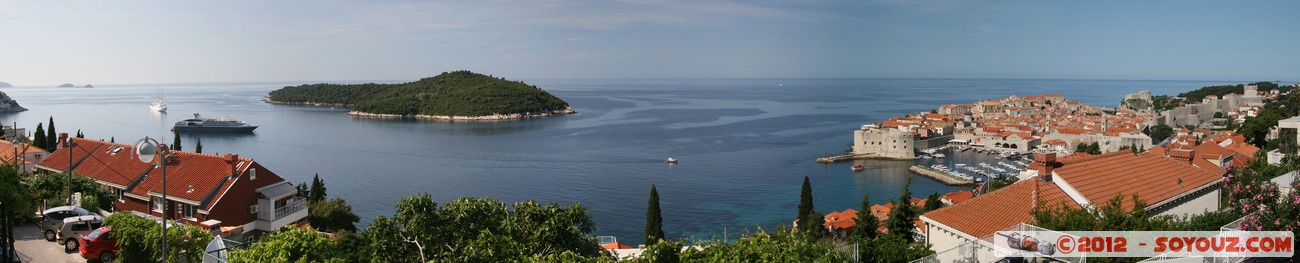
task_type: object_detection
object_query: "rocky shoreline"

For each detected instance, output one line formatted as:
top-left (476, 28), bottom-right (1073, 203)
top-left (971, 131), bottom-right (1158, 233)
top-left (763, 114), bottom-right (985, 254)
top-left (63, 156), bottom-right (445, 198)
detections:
top-left (347, 107), bottom-right (577, 121)
top-left (263, 98), bottom-right (351, 107)
top-left (0, 91), bottom-right (27, 112)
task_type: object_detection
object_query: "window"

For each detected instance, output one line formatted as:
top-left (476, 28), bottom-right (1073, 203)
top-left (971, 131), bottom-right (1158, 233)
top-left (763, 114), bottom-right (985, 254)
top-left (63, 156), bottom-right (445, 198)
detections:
top-left (152, 196), bottom-right (163, 212)
top-left (250, 168), bottom-right (257, 180)
top-left (115, 188), bottom-right (124, 202)
top-left (182, 203), bottom-right (197, 219)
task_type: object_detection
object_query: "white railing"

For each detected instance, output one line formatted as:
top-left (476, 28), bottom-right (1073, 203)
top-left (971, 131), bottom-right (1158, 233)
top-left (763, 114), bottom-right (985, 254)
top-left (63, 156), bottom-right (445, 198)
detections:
top-left (273, 197), bottom-right (306, 220)
top-left (912, 223), bottom-right (1085, 263)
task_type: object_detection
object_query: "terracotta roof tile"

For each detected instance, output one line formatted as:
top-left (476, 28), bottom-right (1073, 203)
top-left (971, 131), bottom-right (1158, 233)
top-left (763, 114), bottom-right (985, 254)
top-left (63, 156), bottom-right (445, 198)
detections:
top-left (928, 151), bottom-right (1225, 238)
top-left (38, 138), bottom-right (288, 211)
top-left (1053, 152), bottom-right (1224, 211)
top-left (923, 178), bottom-right (1077, 238)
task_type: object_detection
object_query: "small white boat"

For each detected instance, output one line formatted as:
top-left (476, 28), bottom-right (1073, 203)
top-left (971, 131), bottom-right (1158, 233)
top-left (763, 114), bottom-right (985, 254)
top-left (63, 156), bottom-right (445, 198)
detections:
top-left (150, 97), bottom-right (168, 112)
top-left (851, 164), bottom-right (866, 171)
top-left (666, 158), bottom-right (678, 164)
top-left (934, 153), bottom-right (946, 159)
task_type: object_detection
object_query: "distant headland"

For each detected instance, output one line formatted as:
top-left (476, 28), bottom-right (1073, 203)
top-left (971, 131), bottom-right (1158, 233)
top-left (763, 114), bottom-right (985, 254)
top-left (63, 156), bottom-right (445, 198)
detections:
top-left (58, 83), bottom-right (75, 88)
top-left (0, 91), bottom-right (27, 112)
top-left (266, 71), bottom-right (574, 121)
top-left (0, 82), bottom-right (12, 88)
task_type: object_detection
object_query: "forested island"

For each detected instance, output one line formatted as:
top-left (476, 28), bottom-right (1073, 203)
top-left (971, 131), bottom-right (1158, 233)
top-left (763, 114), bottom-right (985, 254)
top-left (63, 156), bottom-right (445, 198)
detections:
top-left (267, 71), bottom-right (574, 120)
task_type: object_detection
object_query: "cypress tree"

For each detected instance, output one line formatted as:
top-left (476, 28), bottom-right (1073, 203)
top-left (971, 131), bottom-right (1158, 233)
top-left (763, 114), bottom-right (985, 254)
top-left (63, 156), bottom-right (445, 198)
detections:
top-left (309, 174), bottom-right (327, 203)
top-left (852, 193), bottom-right (879, 240)
top-left (110, 137), bottom-right (114, 143)
top-left (76, 129), bottom-right (83, 138)
top-left (33, 123), bottom-right (45, 150)
top-left (46, 117), bottom-right (56, 150)
top-left (886, 177), bottom-right (919, 242)
top-left (645, 184), bottom-right (664, 245)
top-left (195, 137), bottom-right (203, 153)
top-left (797, 176), bottom-right (814, 232)
top-left (172, 130), bottom-right (182, 151)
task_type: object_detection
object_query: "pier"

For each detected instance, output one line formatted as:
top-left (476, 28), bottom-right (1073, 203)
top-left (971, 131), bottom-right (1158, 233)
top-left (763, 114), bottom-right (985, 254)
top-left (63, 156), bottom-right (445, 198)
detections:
top-left (815, 153), bottom-right (918, 163)
top-left (908, 165), bottom-right (975, 186)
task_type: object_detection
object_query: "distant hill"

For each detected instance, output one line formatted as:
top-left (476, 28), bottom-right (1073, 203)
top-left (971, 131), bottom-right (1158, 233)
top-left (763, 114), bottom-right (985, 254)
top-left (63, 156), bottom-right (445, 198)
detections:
top-left (0, 82), bottom-right (12, 88)
top-left (58, 83), bottom-right (75, 88)
top-left (268, 71), bottom-right (573, 120)
top-left (0, 91), bottom-right (27, 112)
top-left (83, 84), bottom-right (94, 88)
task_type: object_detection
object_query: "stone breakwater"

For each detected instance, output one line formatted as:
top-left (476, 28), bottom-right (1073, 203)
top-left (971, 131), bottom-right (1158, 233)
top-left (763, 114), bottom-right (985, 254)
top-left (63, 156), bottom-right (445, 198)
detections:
top-left (348, 107), bottom-right (577, 121)
top-left (908, 165), bottom-right (974, 186)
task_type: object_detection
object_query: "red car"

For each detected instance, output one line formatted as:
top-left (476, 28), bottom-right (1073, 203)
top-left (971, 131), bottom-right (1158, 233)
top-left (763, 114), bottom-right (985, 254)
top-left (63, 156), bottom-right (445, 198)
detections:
top-left (77, 226), bottom-right (119, 262)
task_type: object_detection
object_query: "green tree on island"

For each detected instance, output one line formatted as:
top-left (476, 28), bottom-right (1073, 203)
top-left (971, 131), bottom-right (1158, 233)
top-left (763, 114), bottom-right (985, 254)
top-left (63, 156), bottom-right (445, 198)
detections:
top-left (645, 184), bottom-right (665, 245)
top-left (195, 137), bottom-right (202, 153)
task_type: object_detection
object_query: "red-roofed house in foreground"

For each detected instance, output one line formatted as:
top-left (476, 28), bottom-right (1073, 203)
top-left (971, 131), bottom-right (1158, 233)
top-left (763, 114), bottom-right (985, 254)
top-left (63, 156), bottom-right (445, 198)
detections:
top-left (920, 151), bottom-right (1224, 261)
top-left (36, 134), bottom-right (307, 240)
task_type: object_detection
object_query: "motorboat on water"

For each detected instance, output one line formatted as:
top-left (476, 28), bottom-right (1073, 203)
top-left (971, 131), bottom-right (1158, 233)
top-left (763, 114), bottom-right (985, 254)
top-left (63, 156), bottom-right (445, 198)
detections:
top-left (666, 158), bottom-right (678, 164)
top-left (934, 153), bottom-right (946, 159)
top-left (150, 98), bottom-right (167, 112)
top-left (173, 113), bottom-right (258, 132)
top-left (851, 164), bottom-right (866, 171)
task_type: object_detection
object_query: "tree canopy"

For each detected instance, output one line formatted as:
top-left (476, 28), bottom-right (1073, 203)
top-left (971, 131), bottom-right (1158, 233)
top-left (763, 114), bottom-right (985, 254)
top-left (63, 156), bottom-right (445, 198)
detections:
top-left (267, 71), bottom-right (571, 117)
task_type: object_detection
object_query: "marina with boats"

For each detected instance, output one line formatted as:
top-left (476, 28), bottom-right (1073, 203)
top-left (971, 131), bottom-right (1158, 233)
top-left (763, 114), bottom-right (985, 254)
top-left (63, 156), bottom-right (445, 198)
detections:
top-left (836, 142), bottom-right (1035, 186)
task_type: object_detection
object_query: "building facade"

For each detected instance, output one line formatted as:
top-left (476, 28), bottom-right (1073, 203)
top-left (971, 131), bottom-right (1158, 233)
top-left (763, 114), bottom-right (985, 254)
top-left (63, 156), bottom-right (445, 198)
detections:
top-left (35, 135), bottom-right (307, 240)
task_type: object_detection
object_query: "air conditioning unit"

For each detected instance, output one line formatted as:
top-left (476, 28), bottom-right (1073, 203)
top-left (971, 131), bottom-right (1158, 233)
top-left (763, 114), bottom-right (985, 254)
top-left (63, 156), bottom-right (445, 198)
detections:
top-left (248, 204), bottom-right (258, 214)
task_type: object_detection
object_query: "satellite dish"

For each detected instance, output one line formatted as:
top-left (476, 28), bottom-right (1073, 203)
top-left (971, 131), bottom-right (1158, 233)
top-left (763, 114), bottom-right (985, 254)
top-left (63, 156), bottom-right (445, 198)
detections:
top-left (135, 138), bottom-right (158, 163)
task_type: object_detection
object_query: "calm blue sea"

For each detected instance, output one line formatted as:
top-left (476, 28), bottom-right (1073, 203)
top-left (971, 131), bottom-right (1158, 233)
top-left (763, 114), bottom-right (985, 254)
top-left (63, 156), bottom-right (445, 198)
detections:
top-left (0, 78), bottom-right (1252, 244)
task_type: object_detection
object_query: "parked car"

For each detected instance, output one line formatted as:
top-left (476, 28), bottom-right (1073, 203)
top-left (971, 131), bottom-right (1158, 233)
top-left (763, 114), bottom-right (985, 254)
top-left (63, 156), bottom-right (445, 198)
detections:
top-left (39, 206), bottom-right (91, 241)
top-left (57, 215), bottom-right (105, 252)
top-left (78, 226), bottom-right (119, 262)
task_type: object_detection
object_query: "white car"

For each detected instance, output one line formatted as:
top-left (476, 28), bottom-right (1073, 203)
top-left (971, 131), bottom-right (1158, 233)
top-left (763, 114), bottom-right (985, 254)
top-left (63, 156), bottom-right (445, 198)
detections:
top-left (56, 215), bottom-right (105, 252)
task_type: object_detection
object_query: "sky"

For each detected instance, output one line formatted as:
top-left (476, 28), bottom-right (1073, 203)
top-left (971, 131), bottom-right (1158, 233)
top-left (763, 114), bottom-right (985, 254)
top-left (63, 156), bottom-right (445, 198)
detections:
top-left (2, 0), bottom-right (1299, 85)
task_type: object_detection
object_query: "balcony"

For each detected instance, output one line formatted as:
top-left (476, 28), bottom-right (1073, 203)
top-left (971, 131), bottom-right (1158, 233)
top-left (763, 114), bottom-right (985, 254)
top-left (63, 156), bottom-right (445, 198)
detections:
top-left (274, 197), bottom-right (307, 220)
top-left (254, 196), bottom-right (309, 232)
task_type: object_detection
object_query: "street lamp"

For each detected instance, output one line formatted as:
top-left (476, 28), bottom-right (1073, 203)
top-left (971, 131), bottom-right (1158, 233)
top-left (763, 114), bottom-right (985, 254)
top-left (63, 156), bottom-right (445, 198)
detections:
top-left (132, 137), bottom-right (168, 260)
top-left (10, 139), bottom-right (19, 173)
top-left (65, 136), bottom-right (75, 206)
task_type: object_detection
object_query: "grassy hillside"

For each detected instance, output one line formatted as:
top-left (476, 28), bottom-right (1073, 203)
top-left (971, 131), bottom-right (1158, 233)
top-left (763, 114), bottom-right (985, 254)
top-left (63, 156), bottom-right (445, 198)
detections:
top-left (267, 71), bottom-right (570, 117)
top-left (268, 83), bottom-right (391, 105)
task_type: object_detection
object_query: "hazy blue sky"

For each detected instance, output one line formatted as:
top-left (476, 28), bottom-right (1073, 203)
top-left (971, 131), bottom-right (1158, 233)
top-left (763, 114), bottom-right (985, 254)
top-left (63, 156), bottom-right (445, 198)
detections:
top-left (2, 0), bottom-right (1298, 85)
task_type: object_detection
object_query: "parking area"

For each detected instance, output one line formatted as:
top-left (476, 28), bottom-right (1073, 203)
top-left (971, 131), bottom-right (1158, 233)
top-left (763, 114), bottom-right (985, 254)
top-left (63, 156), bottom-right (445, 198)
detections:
top-left (11, 221), bottom-right (88, 263)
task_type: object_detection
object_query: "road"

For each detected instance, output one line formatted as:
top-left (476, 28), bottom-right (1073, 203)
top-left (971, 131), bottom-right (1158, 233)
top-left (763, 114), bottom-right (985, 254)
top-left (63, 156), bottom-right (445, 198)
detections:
top-left (11, 221), bottom-right (89, 263)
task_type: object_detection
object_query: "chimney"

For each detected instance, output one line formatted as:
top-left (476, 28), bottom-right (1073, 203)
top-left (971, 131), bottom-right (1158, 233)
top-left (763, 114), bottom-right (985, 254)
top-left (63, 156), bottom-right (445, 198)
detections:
top-left (59, 133), bottom-right (69, 149)
top-left (1034, 152), bottom-right (1057, 183)
top-left (225, 154), bottom-right (240, 176)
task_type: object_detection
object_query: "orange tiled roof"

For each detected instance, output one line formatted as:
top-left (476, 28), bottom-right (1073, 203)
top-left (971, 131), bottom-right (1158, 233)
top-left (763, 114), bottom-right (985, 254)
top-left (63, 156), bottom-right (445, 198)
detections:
top-left (1053, 152), bottom-right (1225, 211)
top-left (942, 190), bottom-right (974, 204)
top-left (824, 208), bottom-right (860, 230)
top-left (38, 138), bottom-right (288, 211)
top-left (931, 151), bottom-right (1225, 238)
top-left (923, 177), bottom-right (1077, 238)
top-left (601, 242), bottom-right (632, 250)
top-left (38, 139), bottom-right (154, 188)
top-left (0, 142), bottom-right (45, 164)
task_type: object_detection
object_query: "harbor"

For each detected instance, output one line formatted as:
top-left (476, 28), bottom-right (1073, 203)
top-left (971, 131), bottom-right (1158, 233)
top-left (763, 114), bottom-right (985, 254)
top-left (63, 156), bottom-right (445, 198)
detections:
top-left (914, 145), bottom-right (1032, 185)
